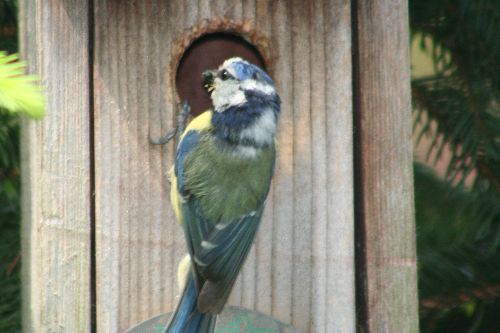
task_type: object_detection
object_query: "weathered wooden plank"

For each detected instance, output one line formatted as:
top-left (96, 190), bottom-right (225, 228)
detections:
top-left (323, 1), bottom-right (356, 332)
top-left (309, 0), bottom-right (329, 330)
top-left (354, 0), bottom-right (419, 332)
top-left (252, 0), bottom-right (274, 316)
top-left (269, 0), bottom-right (295, 326)
top-left (290, 0), bottom-right (313, 330)
top-left (93, 1), bottom-right (355, 332)
top-left (93, 2), bottom-right (180, 332)
top-left (19, 1), bottom-right (92, 332)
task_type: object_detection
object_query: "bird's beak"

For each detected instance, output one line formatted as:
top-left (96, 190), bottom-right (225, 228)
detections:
top-left (202, 70), bottom-right (216, 94)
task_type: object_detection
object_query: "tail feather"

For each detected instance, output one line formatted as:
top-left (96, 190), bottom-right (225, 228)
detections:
top-left (163, 273), bottom-right (216, 333)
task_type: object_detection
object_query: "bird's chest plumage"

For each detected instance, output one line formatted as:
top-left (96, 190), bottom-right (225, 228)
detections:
top-left (183, 134), bottom-right (275, 223)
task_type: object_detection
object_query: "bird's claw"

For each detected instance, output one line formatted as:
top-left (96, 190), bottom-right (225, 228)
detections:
top-left (149, 101), bottom-right (191, 145)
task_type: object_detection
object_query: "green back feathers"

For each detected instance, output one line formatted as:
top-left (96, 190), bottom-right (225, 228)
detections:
top-left (184, 136), bottom-right (275, 223)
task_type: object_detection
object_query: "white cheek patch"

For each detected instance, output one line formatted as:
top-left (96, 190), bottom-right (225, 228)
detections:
top-left (211, 79), bottom-right (247, 111)
top-left (227, 90), bottom-right (246, 106)
top-left (239, 108), bottom-right (277, 146)
top-left (241, 80), bottom-right (275, 95)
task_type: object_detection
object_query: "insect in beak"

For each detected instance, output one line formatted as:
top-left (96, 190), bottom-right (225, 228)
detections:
top-left (202, 70), bottom-right (216, 94)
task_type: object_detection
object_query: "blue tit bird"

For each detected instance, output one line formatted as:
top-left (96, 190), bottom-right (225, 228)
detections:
top-left (163, 57), bottom-right (280, 333)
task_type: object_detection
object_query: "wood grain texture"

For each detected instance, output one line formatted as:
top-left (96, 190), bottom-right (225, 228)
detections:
top-left (323, 1), bottom-right (356, 332)
top-left (251, 0), bottom-right (271, 315)
top-left (29, 0), bottom-right (360, 332)
top-left (354, 0), bottom-right (419, 332)
top-left (18, 0), bottom-right (421, 332)
top-left (19, 1), bottom-right (91, 332)
top-left (93, 2), bottom-right (178, 332)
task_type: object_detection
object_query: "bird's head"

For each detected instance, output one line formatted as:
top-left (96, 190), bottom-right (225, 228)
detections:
top-left (203, 57), bottom-right (280, 149)
top-left (202, 57), bottom-right (277, 112)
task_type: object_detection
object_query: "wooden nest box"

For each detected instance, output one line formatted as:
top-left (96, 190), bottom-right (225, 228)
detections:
top-left (20, 1), bottom-right (418, 332)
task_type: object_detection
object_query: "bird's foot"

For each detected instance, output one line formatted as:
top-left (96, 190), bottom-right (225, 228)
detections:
top-left (149, 100), bottom-right (191, 145)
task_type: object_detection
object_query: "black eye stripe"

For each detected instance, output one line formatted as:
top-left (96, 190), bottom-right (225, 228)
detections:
top-left (219, 70), bottom-right (233, 81)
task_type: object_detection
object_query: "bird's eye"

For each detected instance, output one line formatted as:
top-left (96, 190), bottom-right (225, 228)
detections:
top-left (220, 70), bottom-right (231, 81)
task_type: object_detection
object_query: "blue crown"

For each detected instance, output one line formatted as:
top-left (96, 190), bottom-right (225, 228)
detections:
top-left (225, 58), bottom-right (274, 85)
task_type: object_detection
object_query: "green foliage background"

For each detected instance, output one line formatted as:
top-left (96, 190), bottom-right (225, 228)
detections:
top-left (0, 1), bottom-right (22, 332)
top-left (0, 0), bottom-right (498, 332)
top-left (411, 0), bottom-right (500, 331)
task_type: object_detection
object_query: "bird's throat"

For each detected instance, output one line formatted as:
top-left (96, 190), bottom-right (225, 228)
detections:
top-left (211, 104), bottom-right (277, 149)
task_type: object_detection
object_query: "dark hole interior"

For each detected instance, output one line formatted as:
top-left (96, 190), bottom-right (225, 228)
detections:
top-left (176, 33), bottom-right (267, 116)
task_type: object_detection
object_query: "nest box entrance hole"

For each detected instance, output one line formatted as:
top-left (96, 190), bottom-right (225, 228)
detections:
top-left (176, 33), bottom-right (267, 116)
